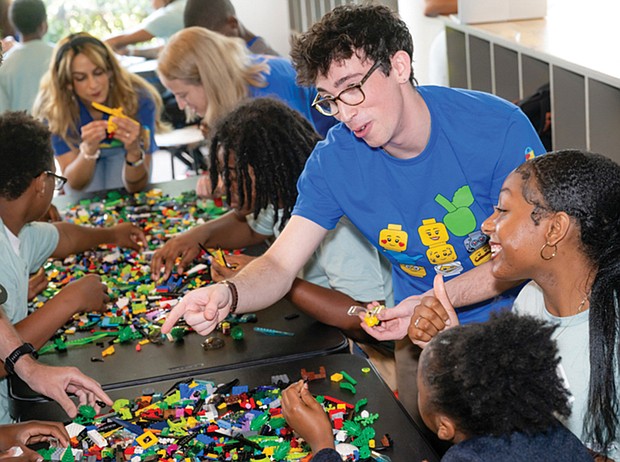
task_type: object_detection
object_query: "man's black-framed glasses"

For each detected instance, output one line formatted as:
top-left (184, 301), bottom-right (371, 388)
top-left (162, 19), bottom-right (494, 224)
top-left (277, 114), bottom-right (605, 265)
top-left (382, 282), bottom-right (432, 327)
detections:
top-left (312, 60), bottom-right (382, 117)
top-left (45, 171), bottom-right (67, 190)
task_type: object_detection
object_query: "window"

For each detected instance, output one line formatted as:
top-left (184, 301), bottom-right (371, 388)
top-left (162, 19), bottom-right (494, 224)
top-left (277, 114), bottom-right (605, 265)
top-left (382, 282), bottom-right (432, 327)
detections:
top-left (45, 0), bottom-right (151, 43)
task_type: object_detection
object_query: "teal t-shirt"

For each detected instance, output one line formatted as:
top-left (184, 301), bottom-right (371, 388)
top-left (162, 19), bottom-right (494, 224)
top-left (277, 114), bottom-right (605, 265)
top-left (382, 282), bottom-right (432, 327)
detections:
top-left (0, 218), bottom-right (59, 423)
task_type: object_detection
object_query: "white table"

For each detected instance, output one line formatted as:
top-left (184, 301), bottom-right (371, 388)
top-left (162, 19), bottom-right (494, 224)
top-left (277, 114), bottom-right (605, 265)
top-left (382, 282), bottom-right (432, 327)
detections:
top-left (155, 125), bottom-right (205, 178)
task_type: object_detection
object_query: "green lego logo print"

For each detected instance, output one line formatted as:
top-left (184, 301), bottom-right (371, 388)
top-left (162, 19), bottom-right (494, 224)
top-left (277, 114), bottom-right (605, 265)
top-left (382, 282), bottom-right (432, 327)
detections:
top-left (434, 185), bottom-right (476, 237)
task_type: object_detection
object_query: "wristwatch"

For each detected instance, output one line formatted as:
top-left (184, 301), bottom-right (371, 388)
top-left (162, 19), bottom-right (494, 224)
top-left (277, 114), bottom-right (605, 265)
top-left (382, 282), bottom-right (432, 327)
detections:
top-left (0, 283), bottom-right (6, 304)
top-left (4, 343), bottom-right (38, 375)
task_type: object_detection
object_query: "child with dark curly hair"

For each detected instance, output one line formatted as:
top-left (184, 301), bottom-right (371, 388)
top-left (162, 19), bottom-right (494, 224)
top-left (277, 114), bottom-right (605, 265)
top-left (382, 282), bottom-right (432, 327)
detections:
top-left (0, 111), bottom-right (146, 423)
top-left (282, 311), bottom-right (593, 461)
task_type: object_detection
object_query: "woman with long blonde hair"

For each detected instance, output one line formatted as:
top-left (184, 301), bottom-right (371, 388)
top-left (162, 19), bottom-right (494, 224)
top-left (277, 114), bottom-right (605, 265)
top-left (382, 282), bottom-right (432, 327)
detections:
top-left (157, 26), bottom-right (335, 137)
top-left (33, 32), bottom-right (166, 193)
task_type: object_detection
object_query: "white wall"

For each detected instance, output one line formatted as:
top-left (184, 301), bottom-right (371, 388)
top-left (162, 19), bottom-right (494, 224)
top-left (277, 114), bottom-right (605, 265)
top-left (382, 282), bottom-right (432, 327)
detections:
top-left (232, 0), bottom-right (292, 57)
top-left (231, 0), bottom-right (447, 74)
top-left (397, 0), bottom-right (448, 85)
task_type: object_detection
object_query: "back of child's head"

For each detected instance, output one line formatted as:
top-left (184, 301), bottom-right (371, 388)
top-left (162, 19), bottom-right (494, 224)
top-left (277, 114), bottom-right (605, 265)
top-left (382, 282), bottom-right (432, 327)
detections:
top-left (9, 0), bottom-right (46, 36)
top-left (208, 97), bottom-right (320, 230)
top-left (421, 311), bottom-right (571, 437)
top-left (184, 0), bottom-right (235, 30)
top-left (0, 111), bottom-right (53, 200)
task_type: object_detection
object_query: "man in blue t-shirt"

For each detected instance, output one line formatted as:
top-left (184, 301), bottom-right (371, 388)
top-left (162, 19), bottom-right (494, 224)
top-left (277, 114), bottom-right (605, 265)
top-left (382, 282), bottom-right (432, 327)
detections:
top-left (161, 4), bottom-right (545, 421)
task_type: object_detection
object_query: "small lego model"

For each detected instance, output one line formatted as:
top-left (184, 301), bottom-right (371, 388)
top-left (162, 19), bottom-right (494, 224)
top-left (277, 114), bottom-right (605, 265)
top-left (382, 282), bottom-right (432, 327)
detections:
top-left (348, 304), bottom-right (386, 327)
top-left (92, 101), bottom-right (138, 138)
top-left (300, 366), bottom-right (327, 381)
top-left (200, 244), bottom-right (238, 270)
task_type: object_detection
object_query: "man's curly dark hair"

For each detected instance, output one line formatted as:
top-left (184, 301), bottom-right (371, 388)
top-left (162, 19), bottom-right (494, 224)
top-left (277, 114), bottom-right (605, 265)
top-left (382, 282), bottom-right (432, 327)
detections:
top-left (290, 3), bottom-right (415, 86)
top-left (421, 311), bottom-right (571, 437)
top-left (0, 111), bottom-right (54, 200)
top-left (208, 98), bottom-right (321, 231)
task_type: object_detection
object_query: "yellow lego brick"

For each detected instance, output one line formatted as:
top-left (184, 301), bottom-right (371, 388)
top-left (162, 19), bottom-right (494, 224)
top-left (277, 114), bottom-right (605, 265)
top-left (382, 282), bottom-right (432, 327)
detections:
top-left (186, 417), bottom-right (198, 428)
top-left (136, 430), bottom-right (158, 449)
top-left (102, 346), bottom-right (115, 357)
top-left (330, 373), bottom-right (343, 382)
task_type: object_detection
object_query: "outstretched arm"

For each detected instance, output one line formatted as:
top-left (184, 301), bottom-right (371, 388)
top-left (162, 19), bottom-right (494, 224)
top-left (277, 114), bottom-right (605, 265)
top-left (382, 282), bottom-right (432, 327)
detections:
top-left (212, 255), bottom-right (378, 341)
top-left (286, 279), bottom-right (378, 341)
top-left (16, 275), bottom-right (110, 350)
top-left (105, 29), bottom-right (154, 50)
top-left (363, 262), bottom-right (522, 341)
top-left (13, 357), bottom-right (112, 418)
top-left (52, 222), bottom-right (146, 258)
top-left (162, 216), bottom-right (328, 335)
top-left (151, 210), bottom-right (270, 281)
top-left (443, 262), bottom-right (522, 308)
top-left (0, 305), bottom-right (112, 415)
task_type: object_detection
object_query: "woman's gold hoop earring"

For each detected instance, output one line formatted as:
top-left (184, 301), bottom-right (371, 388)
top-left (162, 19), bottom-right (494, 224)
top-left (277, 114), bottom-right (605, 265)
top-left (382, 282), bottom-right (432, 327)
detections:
top-left (540, 242), bottom-right (557, 261)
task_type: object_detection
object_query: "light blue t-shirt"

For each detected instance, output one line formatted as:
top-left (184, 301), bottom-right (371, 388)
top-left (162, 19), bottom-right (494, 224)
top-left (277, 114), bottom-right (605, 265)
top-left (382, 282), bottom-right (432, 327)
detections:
top-left (0, 218), bottom-right (59, 423)
top-left (0, 40), bottom-right (54, 113)
top-left (514, 281), bottom-right (620, 459)
top-left (293, 86), bottom-right (546, 323)
top-left (142, 0), bottom-right (187, 39)
top-left (247, 206), bottom-right (393, 306)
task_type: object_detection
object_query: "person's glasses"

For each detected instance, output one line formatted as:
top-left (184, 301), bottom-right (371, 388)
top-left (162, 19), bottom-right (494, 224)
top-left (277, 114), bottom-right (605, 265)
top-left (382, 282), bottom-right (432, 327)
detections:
top-left (45, 171), bottom-right (67, 190)
top-left (312, 61), bottom-right (382, 117)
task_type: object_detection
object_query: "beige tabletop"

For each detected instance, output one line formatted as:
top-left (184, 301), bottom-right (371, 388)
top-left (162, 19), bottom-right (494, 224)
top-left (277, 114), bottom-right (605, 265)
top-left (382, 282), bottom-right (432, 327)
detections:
top-left (446, 0), bottom-right (620, 86)
top-left (155, 124), bottom-right (204, 148)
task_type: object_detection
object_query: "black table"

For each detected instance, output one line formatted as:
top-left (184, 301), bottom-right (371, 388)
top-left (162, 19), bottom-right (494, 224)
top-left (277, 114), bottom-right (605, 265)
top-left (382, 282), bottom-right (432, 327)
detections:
top-left (11, 178), bottom-right (348, 418)
top-left (10, 297), bottom-right (348, 411)
top-left (11, 354), bottom-right (440, 462)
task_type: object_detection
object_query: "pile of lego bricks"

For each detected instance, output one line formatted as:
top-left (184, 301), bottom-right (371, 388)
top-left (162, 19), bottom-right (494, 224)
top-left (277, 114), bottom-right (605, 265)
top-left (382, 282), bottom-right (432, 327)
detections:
top-left (31, 189), bottom-right (229, 356)
top-left (39, 365), bottom-right (391, 462)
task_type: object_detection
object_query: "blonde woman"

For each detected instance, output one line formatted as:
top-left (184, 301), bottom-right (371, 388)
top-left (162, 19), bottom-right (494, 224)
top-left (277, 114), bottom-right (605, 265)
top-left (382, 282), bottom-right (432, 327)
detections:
top-left (157, 26), bottom-right (336, 137)
top-left (33, 33), bottom-right (166, 193)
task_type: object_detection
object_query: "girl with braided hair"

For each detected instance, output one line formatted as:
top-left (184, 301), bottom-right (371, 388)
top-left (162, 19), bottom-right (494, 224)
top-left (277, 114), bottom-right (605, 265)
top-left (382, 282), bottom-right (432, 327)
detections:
top-left (408, 149), bottom-right (620, 459)
top-left (153, 98), bottom-right (392, 339)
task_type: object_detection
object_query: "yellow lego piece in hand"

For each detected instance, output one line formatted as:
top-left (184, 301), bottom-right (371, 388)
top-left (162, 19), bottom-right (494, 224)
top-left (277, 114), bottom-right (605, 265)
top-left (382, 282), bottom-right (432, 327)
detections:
top-left (91, 102), bottom-right (138, 135)
top-left (364, 312), bottom-right (381, 327)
